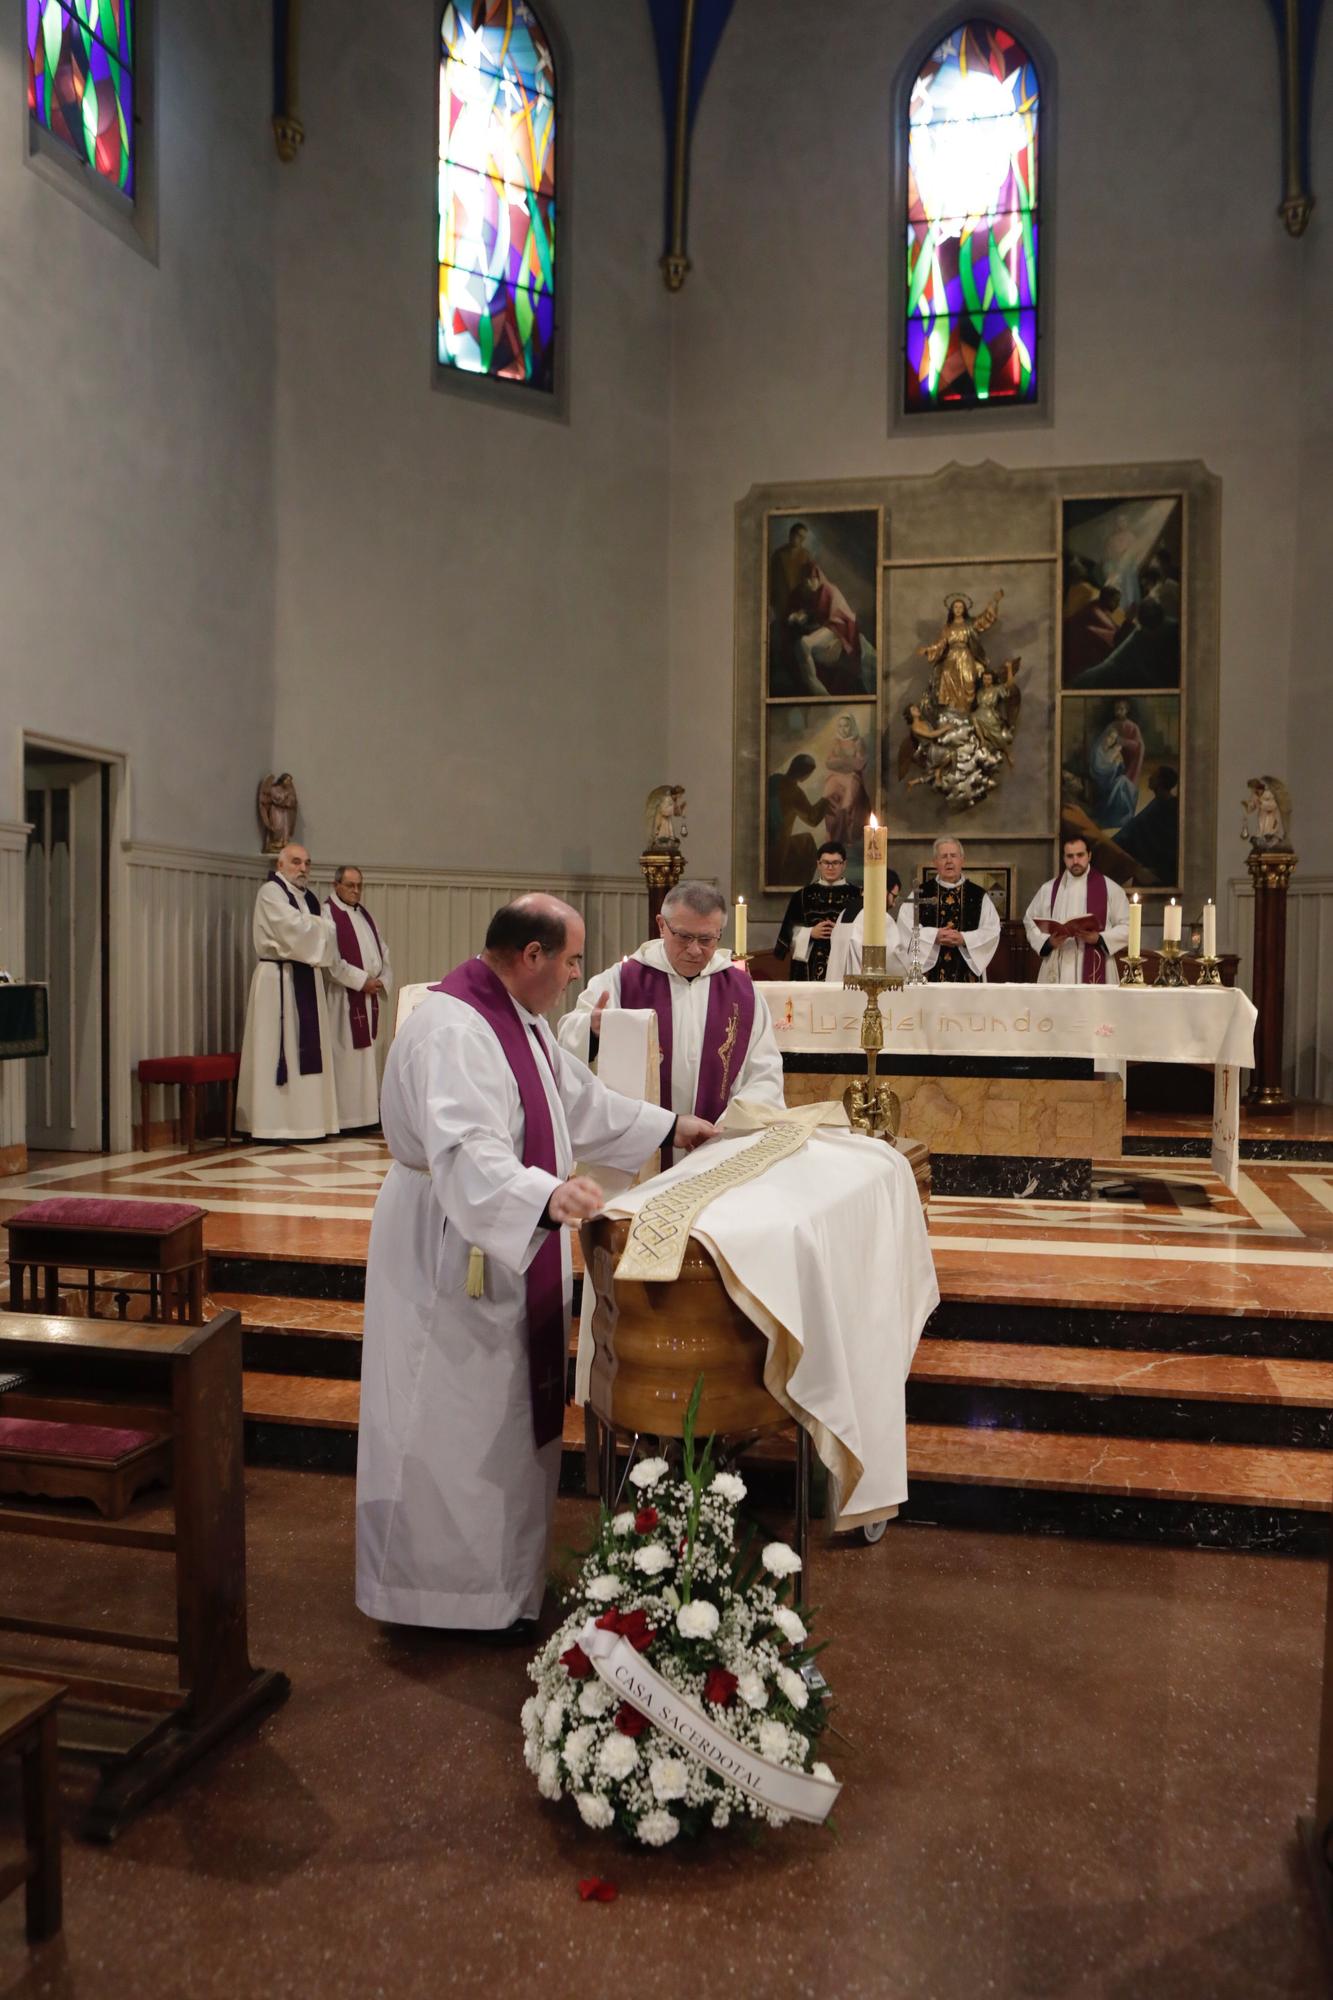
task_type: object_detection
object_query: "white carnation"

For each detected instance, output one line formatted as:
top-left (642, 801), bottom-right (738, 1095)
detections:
top-left (758, 1720), bottom-right (792, 1763)
top-left (776, 1665), bottom-right (809, 1711)
top-left (812, 1761), bottom-right (835, 1784)
top-left (761, 1541), bottom-right (803, 1578)
top-left (537, 1749), bottom-right (562, 1800)
top-left (636, 1808), bottom-right (680, 1847)
top-left (598, 1733), bottom-right (638, 1781)
top-left (649, 1757), bottom-right (689, 1803)
top-left (520, 1696), bottom-right (541, 1733)
top-left (542, 1698), bottom-right (566, 1742)
top-left (576, 1791), bottom-right (615, 1830)
top-left (578, 1681), bottom-right (615, 1719)
top-left (773, 1607), bottom-right (807, 1646)
top-left (675, 1599), bottom-right (720, 1641)
top-left (629, 1456), bottom-right (670, 1489)
top-left (709, 1471), bottom-right (747, 1503)
top-left (562, 1725), bottom-right (596, 1778)
top-left (611, 1511), bottom-right (636, 1536)
top-left (523, 1734), bottom-right (542, 1774)
top-left (633, 1544), bottom-right (673, 1576)
top-left (737, 1668), bottom-right (769, 1710)
top-left (586, 1573), bottom-right (622, 1603)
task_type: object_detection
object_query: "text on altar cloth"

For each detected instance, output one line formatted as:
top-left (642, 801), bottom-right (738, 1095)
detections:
top-left (775, 1001), bottom-right (1055, 1038)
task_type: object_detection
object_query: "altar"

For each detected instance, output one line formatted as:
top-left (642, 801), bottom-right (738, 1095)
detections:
top-left (762, 981), bottom-right (1257, 1192)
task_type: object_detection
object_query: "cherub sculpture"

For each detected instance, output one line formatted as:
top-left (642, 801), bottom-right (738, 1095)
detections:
top-left (257, 772), bottom-right (299, 854)
top-left (644, 785), bottom-right (688, 852)
top-left (1240, 775), bottom-right (1291, 851)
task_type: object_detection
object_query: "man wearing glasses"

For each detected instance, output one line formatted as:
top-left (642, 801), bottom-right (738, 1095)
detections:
top-left (557, 881), bottom-right (786, 1159)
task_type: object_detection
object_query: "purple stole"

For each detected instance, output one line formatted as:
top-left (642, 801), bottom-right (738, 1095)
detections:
top-left (267, 875), bottom-right (324, 1086)
top-left (617, 957), bottom-right (755, 1125)
top-left (1050, 868), bottom-right (1110, 984)
top-left (429, 959), bottom-right (565, 1450)
top-left (327, 898), bottom-right (383, 1049)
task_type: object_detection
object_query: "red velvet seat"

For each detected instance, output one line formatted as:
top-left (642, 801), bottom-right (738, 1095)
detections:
top-left (7, 1198), bottom-right (204, 1232)
top-left (137, 1053), bottom-right (239, 1152)
top-left (3, 1197), bottom-right (207, 1323)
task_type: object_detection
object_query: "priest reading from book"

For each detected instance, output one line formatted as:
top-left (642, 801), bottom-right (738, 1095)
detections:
top-left (827, 869), bottom-right (905, 982)
top-left (236, 842), bottom-right (340, 1140)
top-left (355, 895), bottom-right (716, 1638)
top-left (897, 836), bottom-right (1000, 984)
top-left (1023, 834), bottom-right (1130, 985)
top-left (324, 864), bottom-right (392, 1129)
top-left (557, 881), bottom-right (786, 1159)
top-left (771, 841), bottom-right (864, 982)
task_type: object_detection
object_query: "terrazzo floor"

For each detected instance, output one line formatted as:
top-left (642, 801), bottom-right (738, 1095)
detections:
top-left (0, 1469), bottom-right (1329, 1999)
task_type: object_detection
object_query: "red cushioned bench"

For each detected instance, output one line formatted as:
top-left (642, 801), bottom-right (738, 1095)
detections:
top-left (137, 1053), bottom-right (239, 1153)
top-left (3, 1197), bottom-right (206, 1324)
top-left (0, 1416), bottom-right (171, 1519)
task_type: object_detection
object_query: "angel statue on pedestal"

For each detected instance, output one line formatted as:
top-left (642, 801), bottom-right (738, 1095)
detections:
top-left (1240, 775), bottom-right (1291, 851)
top-left (644, 785), bottom-right (688, 852)
top-left (257, 772), bottom-right (299, 854)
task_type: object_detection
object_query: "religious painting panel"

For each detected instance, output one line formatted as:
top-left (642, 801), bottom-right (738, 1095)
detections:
top-left (883, 559), bottom-right (1054, 840)
top-left (1060, 694), bottom-right (1181, 893)
top-left (1060, 496), bottom-right (1183, 689)
top-left (765, 510), bottom-right (881, 699)
top-left (764, 702), bottom-right (877, 892)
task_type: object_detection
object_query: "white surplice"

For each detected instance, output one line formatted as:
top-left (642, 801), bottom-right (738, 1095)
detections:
top-left (896, 878), bottom-right (1000, 981)
top-left (236, 881), bottom-right (339, 1140)
top-left (556, 941), bottom-right (786, 1160)
top-left (355, 986), bottom-right (673, 1630)
top-left (826, 909), bottom-right (908, 984)
top-left (324, 894), bottom-right (393, 1128)
top-left (1023, 871), bottom-right (1130, 985)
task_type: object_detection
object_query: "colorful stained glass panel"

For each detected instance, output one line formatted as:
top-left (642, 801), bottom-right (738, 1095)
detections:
top-left (904, 20), bottom-right (1038, 411)
top-left (27, 0), bottom-right (134, 197)
top-left (439, 2), bottom-right (557, 391)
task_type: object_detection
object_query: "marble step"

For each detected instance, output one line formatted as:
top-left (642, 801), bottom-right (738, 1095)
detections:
top-left (215, 1291), bottom-right (365, 1380)
top-left (927, 1295), bottom-right (1333, 1361)
top-left (907, 1339), bottom-right (1333, 1448)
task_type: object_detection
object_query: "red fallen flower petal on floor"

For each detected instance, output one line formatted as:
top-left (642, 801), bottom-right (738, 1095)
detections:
top-left (614, 1702), bottom-right (649, 1737)
top-left (704, 1666), bottom-right (739, 1707)
top-left (560, 1642), bottom-right (593, 1679)
top-left (578, 1878), bottom-right (618, 1903)
top-left (634, 1506), bottom-right (659, 1532)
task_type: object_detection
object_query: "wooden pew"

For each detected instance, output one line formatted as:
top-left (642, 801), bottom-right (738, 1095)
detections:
top-left (0, 1308), bottom-right (289, 1841)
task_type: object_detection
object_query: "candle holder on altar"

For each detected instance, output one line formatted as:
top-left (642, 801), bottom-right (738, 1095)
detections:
top-left (1120, 953), bottom-right (1147, 986)
top-left (902, 909), bottom-right (928, 987)
top-left (842, 945), bottom-right (902, 1139)
top-left (1153, 939), bottom-right (1186, 987)
top-left (1195, 954), bottom-right (1223, 986)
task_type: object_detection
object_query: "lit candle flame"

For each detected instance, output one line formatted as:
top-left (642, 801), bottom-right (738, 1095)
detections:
top-left (869, 813), bottom-right (879, 829)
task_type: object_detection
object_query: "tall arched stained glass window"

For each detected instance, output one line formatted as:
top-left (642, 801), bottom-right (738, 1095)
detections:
top-left (905, 20), bottom-right (1038, 413)
top-left (27, 0), bottom-right (135, 198)
top-left (438, 1), bottom-right (557, 393)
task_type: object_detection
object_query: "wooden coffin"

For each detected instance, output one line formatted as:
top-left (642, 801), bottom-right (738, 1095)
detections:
top-left (580, 1216), bottom-right (787, 1441)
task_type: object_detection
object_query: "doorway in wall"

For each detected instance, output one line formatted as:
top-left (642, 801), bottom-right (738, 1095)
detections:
top-left (24, 749), bottom-right (112, 1153)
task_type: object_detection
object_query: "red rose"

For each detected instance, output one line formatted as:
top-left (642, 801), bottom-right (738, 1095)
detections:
top-left (616, 1608), bottom-right (657, 1653)
top-left (704, 1666), bottom-right (739, 1708)
top-left (578, 1878), bottom-right (618, 1903)
top-left (594, 1609), bottom-right (620, 1632)
top-left (560, 1642), bottom-right (593, 1679)
top-left (634, 1506), bottom-right (659, 1533)
top-left (614, 1701), bottom-right (649, 1738)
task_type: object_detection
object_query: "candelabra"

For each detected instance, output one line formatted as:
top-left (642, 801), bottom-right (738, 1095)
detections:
top-left (902, 906), bottom-right (928, 987)
top-left (1120, 953), bottom-right (1146, 986)
top-left (842, 945), bottom-right (902, 1139)
top-left (1195, 954), bottom-right (1223, 987)
top-left (1152, 939), bottom-right (1186, 987)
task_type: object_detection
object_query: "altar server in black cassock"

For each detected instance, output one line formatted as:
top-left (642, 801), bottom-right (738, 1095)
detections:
top-left (773, 842), bottom-right (864, 983)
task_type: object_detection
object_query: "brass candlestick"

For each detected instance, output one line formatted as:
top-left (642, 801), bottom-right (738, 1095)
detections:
top-left (1153, 939), bottom-right (1186, 987)
top-left (842, 945), bottom-right (902, 1139)
top-left (1121, 954), bottom-right (1146, 986)
top-left (1195, 954), bottom-right (1222, 986)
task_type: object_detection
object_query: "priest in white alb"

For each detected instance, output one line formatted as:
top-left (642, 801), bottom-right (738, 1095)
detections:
top-left (324, 864), bottom-right (392, 1128)
top-left (557, 881), bottom-right (786, 1160)
top-left (236, 843), bottom-right (340, 1140)
top-left (827, 870), bottom-right (905, 982)
top-left (1023, 834), bottom-right (1130, 984)
top-left (897, 836), bottom-right (1001, 983)
top-left (355, 895), bottom-right (716, 1636)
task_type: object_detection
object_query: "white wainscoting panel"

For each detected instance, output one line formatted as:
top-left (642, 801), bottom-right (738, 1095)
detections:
top-left (1225, 872), bottom-right (1333, 1103)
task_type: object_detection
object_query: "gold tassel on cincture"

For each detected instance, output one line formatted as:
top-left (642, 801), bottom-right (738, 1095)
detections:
top-left (465, 1245), bottom-right (485, 1298)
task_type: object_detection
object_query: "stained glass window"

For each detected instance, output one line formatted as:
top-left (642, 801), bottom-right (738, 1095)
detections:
top-left (27, 0), bottom-right (135, 199)
top-left (438, 1), bottom-right (557, 393)
top-left (905, 20), bottom-right (1038, 412)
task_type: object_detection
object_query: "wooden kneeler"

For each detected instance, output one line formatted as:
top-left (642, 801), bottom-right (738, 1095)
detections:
top-left (0, 1678), bottom-right (64, 1942)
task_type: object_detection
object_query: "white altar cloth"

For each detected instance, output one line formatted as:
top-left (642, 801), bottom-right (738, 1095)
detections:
top-left (599, 1128), bottom-right (939, 1529)
top-left (761, 980), bottom-right (1256, 1190)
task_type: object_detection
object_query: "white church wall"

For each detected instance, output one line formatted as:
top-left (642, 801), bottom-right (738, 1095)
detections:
top-left (269, 0), bottom-right (672, 879)
top-left (665, 0), bottom-right (1305, 945)
top-left (0, 2), bottom-right (278, 855)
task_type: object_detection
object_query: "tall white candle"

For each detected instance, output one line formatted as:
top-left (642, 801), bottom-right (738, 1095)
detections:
top-left (1202, 899), bottom-right (1216, 958)
top-left (1163, 898), bottom-right (1181, 945)
top-left (863, 817), bottom-right (887, 947)
top-left (1128, 893), bottom-right (1142, 959)
top-left (733, 897), bottom-right (747, 957)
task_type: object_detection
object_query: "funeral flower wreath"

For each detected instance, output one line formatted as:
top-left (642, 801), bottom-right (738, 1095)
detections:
top-left (523, 1385), bottom-right (836, 1845)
